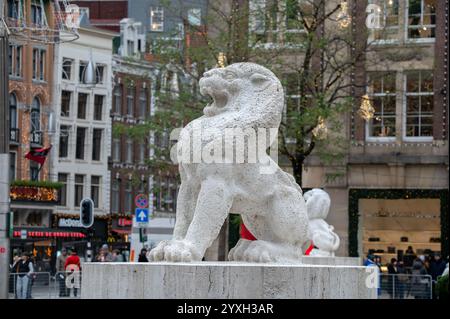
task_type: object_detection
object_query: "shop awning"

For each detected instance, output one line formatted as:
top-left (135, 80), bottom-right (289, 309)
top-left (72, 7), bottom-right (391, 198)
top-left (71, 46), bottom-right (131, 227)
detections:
top-left (13, 230), bottom-right (86, 239)
top-left (112, 228), bottom-right (131, 235)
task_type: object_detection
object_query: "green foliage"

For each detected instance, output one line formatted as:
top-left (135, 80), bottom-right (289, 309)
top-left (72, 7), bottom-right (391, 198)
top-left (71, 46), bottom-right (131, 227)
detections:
top-left (228, 214), bottom-right (242, 251)
top-left (11, 180), bottom-right (63, 189)
top-left (436, 274), bottom-right (449, 299)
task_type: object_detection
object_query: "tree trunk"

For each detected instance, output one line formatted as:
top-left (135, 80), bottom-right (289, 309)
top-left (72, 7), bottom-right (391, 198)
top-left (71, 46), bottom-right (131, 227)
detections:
top-left (292, 158), bottom-right (304, 188)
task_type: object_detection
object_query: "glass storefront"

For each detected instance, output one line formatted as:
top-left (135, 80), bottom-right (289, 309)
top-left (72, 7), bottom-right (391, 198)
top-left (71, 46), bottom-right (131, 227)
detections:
top-left (360, 198), bottom-right (441, 265)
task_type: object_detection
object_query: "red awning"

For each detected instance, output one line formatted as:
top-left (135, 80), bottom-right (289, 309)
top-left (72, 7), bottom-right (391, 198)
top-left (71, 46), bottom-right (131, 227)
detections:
top-left (13, 230), bottom-right (86, 239)
top-left (111, 228), bottom-right (131, 235)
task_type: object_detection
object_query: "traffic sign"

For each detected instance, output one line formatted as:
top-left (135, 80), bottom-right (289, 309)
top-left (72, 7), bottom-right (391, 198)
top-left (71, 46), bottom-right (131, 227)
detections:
top-left (135, 208), bottom-right (149, 223)
top-left (135, 194), bottom-right (149, 209)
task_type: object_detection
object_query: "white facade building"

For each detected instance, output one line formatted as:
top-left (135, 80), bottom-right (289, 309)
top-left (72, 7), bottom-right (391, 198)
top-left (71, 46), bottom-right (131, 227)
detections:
top-left (51, 26), bottom-right (116, 218)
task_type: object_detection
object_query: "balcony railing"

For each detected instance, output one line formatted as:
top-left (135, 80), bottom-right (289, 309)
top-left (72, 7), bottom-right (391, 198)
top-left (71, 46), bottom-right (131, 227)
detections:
top-left (10, 128), bottom-right (20, 144)
top-left (30, 131), bottom-right (43, 147)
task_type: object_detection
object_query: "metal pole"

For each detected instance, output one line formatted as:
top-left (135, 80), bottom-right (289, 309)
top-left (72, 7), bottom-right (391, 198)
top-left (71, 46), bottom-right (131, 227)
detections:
top-left (0, 0), bottom-right (11, 300)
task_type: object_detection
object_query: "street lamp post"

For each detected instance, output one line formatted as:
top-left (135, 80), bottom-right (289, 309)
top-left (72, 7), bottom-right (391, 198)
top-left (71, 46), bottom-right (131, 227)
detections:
top-left (0, 0), bottom-right (11, 300)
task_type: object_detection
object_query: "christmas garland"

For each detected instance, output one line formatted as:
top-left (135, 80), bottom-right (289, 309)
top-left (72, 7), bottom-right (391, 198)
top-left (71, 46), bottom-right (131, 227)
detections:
top-left (348, 189), bottom-right (449, 258)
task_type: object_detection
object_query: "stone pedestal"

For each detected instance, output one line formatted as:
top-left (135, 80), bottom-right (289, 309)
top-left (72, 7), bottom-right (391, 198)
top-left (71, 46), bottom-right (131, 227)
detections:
top-left (81, 261), bottom-right (377, 299)
top-left (299, 256), bottom-right (362, 266)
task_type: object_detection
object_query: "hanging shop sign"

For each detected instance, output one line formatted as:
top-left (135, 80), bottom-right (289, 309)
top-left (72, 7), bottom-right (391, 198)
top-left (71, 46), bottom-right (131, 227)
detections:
top-left (58, 218), bottom-right (83, 228)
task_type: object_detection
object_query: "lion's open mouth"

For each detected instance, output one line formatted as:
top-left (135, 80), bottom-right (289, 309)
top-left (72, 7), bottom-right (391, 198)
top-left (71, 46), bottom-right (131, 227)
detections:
top-left (200, 84), bottom-right (229, 110)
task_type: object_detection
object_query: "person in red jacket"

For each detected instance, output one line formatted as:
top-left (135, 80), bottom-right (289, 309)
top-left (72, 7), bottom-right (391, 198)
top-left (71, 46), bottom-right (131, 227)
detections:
top-left (64, 248), bottom-right (81, 297)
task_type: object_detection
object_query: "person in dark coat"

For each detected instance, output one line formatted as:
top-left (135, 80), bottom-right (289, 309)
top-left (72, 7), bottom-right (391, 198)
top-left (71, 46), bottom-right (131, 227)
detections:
top-left (429, 253), bottom-right (446, 281)
top-left (387, 258), bottom-right (398, 298)
top-left (138, 248), bottom-right (149, 262)
top-left (411, 257), bottom-right (429, 299)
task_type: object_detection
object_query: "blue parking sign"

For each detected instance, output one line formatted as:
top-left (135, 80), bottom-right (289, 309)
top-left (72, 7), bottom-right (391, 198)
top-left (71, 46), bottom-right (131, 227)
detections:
top-left (135, 208), bottom-right (149, 223)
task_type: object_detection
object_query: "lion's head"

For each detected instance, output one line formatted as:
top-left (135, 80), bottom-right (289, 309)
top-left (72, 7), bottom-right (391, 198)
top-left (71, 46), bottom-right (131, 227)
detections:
top-left (199, 63), bottom-right (284, 129)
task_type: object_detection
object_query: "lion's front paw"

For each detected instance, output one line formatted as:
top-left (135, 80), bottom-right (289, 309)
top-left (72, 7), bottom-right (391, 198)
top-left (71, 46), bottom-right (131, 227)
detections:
top-left (229, 239), bottom-right (302, 263)
top-left (149, 240), bottom-right (201, 262)
top-left (148, 240), bottom-right (171, 261)
top-left (229, 240), bottom-right (276, 263)
top-left (165, 240), bottom-right (202, 262)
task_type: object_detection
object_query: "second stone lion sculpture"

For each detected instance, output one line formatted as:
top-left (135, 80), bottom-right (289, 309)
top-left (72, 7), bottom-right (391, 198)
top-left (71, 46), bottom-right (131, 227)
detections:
top-left (149, 62), bottom-right (337, 263)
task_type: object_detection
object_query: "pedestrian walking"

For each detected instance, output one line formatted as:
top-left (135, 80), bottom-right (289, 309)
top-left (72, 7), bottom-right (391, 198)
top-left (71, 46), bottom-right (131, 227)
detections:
top-left (56, 248), bottom-right (69, 297)
top-left (138, 248), bottom-right (148, 262)
top-left (11, 252), bottom-right (34, 299)
top-left (411, 257), bottom-right (429, 299)
top-left (97, 244), bottom-right (113, 262)
top-left (387, 258), bottom-right (398, 298)
top-left (112, 249), bottom-right (124, 262)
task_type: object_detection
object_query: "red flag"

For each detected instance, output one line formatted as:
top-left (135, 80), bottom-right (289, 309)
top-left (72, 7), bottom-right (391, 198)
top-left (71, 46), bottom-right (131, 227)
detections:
top-left (25, 145), bottom-right (52, 165)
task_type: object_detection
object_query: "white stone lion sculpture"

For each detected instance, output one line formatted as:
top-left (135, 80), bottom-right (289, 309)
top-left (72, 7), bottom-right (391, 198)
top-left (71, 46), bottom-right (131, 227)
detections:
top-left (149, 62), bottom-right (311, 263)
top-left (304, 189), bottom-right (340, 257)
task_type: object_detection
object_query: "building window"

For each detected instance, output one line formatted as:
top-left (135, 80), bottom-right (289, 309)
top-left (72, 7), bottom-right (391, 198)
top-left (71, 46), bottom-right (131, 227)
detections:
top-left (92, 129), bottom-right (102, 161)
top-left (9, 152), bottom-right (16, 182)
top-left (138, 179), bottom-right (146, 193)
top-left (139, 88), bottom-right (148, 118)
top-left (138, 143), bottom-right (146, 164)
top-left (124, 182), bottom-right (133, 213)
top-left (165, 177), bottom-right (176, 212)
top-left (32, 49), bottom-right (45, 80)
top-left (91, 176), bottom-right (100, 208)
top-left (111, 180), bottom-right (120, 213)
top-left (126, 139), bottom-right (134, 163)
top-left (75, 127), bottom-right (86, 160)
top-left (8, 45), bottom-right (12, 76)
top-left (8, 45), bottom-right (22, 77)
top-left (9, 93), bottom-right (17, 129)
top-left (74, 175), bottom-right (84, 206)
top-left (58, 173), bottom-right (68, 206)
top-left (62, 58), bottom-right (73, 80)
top-left (96, 65), bottom-right (105, 84)
top-left (59, 125), bottom-right (70, 158)
top-left (188, 8), bottom-right (201, 26)
top-left (79, 61), bottom-right (87, 83)
top-left (7, 0), bottom-right (20, 19)
top-left (79, 7), bottom-right (90, 20)
top-left (368, 0), bottom-right (399, 41)
top-left (405, 70), bottom-right (434, 138)
top-left (126, 86), bottom-right (135, 117)
top-left (367, 72), bottom-right (397, 139)
top-left (31, 0), bottom-right (44, 25)
top-left (30, 161), bottom-right (39, 181)
top-left (113, 138), bottom-right (121, 162)
top-left (31, 97), bottom-right (41, 132)
top-left (150, 7), bottom-right (164, 32)
top-left (250, 0), bottom-right (310, 45)
top-left (127, 40), bottom-right (135, 56)
top-left (285, 73), bottom-right (300, 115)
top-left (407, 0), bottom-right (436, 39)
top-left (93, 95), bottom-right (104, 121)
top-left (39, 50), bottom-right (45, 81)
top-left (32, 49), bottom-right (38, 79)
top-left (61, 90), bottom-right (71, 117)
top-left (77, 93), bottom-right (88, 119)
top-left (113, 85), bottom-right (122, 114)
